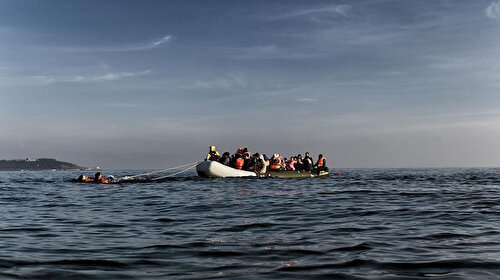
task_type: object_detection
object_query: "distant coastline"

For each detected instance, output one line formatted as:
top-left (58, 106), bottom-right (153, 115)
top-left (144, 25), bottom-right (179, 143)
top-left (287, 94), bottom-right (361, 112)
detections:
top-left (0, 158), bottom-right (91, 171)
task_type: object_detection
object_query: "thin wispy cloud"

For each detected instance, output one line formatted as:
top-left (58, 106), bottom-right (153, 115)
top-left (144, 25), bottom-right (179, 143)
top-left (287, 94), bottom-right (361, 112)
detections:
top-left (149, 35), bottom-right (174, 48)
top-left (486, 1), bottom-right (500, 19)
top-left (38, 70), bottom-right (152, 85)
top-left (230, 45), bottom-right (319, 60)
top-left (182, 74), bottom-right (248, 90)
top-left (60, 35), bottom-right (174, 52)
top-left (270, 4), bottom-right (351, 20)
top-left (95, 35), bottom-right (173, 51)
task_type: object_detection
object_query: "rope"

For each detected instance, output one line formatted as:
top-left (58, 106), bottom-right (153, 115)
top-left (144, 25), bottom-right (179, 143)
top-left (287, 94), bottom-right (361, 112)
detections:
top-left (117, 160), bottom-right (201, 182)
top-left (150, 162), bottom-right (199, 181)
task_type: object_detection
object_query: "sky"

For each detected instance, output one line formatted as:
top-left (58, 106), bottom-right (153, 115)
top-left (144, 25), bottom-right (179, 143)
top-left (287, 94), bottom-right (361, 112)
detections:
top-left (1, 0), bottom-right (500, 169)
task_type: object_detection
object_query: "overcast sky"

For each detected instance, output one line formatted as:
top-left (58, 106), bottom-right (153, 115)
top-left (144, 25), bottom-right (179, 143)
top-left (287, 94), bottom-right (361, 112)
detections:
top-left (1, 0), bottom-right (500, 169)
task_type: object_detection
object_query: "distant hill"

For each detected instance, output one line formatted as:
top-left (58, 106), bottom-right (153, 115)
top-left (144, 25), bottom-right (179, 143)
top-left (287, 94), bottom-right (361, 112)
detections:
top-left (0, 158), bottom-right (85, 171)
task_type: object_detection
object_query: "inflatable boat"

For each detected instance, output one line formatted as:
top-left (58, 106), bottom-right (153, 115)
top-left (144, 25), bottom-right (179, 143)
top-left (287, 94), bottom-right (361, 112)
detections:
top-left (196, 161), bottom-right (329, 178)
top-left (196, 161), bottom-right (256, 178)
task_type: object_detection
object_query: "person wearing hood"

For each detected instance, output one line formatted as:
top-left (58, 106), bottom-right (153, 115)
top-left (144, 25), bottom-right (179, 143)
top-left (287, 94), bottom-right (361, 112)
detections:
top-left (205, 145), bottom-right (221, 161)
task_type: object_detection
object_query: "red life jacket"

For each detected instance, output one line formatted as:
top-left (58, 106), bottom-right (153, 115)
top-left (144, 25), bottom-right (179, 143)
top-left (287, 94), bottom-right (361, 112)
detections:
top-left (235, 158), bottom-right (244, 170)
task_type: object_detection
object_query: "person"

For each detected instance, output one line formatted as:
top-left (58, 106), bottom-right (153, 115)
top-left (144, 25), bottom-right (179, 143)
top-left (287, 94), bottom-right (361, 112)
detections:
top-left (254, 153), bottom-right (267, 174)
top-left (231, 153), bottom-right (245, 170)
top-left (269, 154), bottom-right (283, 171)
top-left (205, 145), bottom-right (221, 161)
top-left (286, 157), bottom-right (296, 171)
top-left (262, 154), bottom-right (270, 172)
top-left (219, 152), bottom-right (231, 166)
top-left (314, 154), bottom-right (328, 172)
top-left (243, 153), bottom-right (255, 171)
top-left (303, 152), bottom-right (313, 171)
top-left (295, 154), bottom-right (303, 170)
top-left (75, 174), bottom-right (93, 182)
top-left (94, 172), bottom-right (110, 184)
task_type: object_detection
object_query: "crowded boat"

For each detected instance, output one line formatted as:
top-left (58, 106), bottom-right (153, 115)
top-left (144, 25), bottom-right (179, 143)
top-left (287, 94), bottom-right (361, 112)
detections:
top-left (198, 145), bottom-right (329, 178)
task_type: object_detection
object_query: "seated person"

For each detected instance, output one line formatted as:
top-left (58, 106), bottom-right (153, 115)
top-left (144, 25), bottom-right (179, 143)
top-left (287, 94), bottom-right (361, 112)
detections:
top-left (303, 152), bottom-right (313, 172)
top-left (205, 145), bottom-right (221, 161)
top-left (219, 152), bottom-right (231, 166)
top-left (314, 154), bottom-right (328, 172)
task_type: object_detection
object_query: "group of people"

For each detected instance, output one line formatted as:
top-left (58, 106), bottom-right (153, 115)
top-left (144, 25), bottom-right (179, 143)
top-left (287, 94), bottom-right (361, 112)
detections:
top-left (205, 145), bottom-right (328, 174)
top-left (74, 172), bottom-right (115, 184)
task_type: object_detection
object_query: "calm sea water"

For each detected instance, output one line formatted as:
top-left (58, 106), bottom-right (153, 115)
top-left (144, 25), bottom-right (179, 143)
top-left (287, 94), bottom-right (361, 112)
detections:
top-left (1, 168), bottom-right (500, 279)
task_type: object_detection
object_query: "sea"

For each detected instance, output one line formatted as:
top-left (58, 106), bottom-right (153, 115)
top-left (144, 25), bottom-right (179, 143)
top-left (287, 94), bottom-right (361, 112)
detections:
top-left (1, 168), bottom-right (500, 279)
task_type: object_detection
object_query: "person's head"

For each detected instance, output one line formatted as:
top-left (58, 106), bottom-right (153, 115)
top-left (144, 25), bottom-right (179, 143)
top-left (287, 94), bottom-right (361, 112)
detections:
top-left (273, 153), bottom-right (278, 159)
top-left (318, 154), bottom-right (323, 158)
top-left (297, 154), bottom-right (302, 158)
top-left (305, 152), bottom-right (310, 157)
top-left (94, 172), bottom-right (102, 180)
top-left (223, 152), bottom-right (230, 157)
top-left (243, 147), bottom-right (248, 153)
top-left (254, 153), bottom-right (260, 158)
top-left (77, 175), bottom-right (85, 181)
top-left (210, 145), bottom-right (216, 152)
top-left (237, 147), bottom-right (243, 154)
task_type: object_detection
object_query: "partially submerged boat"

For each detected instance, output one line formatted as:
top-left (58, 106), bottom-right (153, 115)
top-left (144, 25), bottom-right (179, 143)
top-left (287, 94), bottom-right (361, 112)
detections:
top-left (196, 161), bottom-right (329, 178)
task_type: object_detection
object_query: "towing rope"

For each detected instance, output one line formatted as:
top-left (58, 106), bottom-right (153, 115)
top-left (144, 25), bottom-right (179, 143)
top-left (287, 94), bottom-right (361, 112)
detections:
top-left (150, 162), bottom-right (200, 181)
top-left (117, 160), bottom-right (201, 182)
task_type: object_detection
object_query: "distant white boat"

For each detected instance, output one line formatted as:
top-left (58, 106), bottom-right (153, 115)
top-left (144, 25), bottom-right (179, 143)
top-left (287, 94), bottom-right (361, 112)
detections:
top-left (196, 161), bottom-right (256, 178)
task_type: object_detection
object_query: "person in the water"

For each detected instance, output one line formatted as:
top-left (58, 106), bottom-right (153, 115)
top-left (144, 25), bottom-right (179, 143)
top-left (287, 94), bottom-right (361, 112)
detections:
top-left (74, 172), bottom-right (114, 183)
top-left (75, 175), bottom-right (93, 182)
top-left (94, 172), bottom-right (111, 184)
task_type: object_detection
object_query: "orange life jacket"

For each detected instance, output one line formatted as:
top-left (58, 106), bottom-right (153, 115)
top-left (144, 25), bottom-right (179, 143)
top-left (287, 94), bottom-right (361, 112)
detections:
top-left (95, 177), bottom-right (110, 184)
top-left (234, 158), bottom-right (244, 170)
top-left (270, 157), bottom-right (282, 170)
top-left (286, 161), bottom-right (295, 170)
top-left (84, 177), bottom-right (94, 182)
top-left (316, 157), bottom-right (326, 167)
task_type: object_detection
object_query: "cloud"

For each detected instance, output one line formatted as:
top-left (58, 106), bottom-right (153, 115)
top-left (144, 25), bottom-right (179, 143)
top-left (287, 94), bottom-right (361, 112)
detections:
top-left (97, 35), bottom-right (174, 51)
top-left (270, 4), bottom-right (351, 20)
top-left (182, 74), bottom-right (248, 90)
top-left (230, 45), bottom-right (319, 60)
top-left (486, 2), bottom-right (500, 19)
top-left (38, 70), bottom-right (152, 84)
top-left (60, 35), bottom-right (174, 52)
top-left (149, 35), bottom-right (174, 48)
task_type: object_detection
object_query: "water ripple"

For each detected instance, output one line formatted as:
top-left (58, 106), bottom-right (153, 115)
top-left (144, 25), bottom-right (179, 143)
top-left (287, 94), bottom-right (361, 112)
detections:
top-left (0, 168), bottom-right (500, 279)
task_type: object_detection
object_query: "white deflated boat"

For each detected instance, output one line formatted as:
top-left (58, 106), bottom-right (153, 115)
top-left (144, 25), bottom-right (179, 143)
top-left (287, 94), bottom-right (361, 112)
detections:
top-left (196, 161), bottom-right (256, 178)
